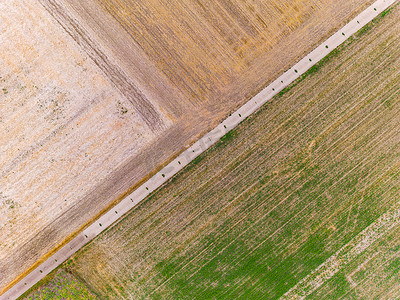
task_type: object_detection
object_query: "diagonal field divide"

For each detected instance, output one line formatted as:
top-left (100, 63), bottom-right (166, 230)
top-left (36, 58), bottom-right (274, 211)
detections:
top-left (1, 0), bottom-right (398, 299)
top-left (280, 204), bottom-right (400, 300)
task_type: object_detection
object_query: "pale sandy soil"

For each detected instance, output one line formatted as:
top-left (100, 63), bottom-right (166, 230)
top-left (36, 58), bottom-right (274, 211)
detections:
top-left (0, 0), bottom-right (170, 291)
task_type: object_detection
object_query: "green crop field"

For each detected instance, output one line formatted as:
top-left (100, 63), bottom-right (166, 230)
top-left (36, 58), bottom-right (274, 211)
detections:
top-left (24, 3), bottom-right (400, 300)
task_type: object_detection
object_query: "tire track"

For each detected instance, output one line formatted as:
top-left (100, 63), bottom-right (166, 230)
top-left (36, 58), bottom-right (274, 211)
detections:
top-left (38, 0), bottom-right (164, 132)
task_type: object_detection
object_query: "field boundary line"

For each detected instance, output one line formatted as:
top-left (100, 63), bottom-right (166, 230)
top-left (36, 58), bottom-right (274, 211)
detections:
top-left (1, 0), bottom-right (397, 299)
top-left (280, 203), bottom-right (400, 300)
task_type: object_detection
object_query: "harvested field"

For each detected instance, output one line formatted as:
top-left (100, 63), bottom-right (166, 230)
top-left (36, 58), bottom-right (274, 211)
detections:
top-left (44, 4), bottom-right (400, 299)
top-left (1, 0), bottom-right (375, 295)
top-left (53, 0), bottom-right (374, 112)
top-left (0, 0), bottom-right (167, 293)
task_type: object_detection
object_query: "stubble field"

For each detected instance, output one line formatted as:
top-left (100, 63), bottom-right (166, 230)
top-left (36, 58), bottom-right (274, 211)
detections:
top-left (54, 0), bottom-right (374, 111)
top-left (42, 4), bottom-right (400, 299)
top-left (0, 0), bottom-right (165, 293)
top-left (2, 0), bottom-right (373, 295)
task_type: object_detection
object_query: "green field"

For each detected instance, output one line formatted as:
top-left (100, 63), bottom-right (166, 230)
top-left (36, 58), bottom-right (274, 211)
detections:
top-left (24, 3), bottom-right (400, 300)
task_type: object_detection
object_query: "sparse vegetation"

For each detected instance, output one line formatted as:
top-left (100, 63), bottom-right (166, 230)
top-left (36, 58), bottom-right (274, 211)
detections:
top-left (22, 269), bottom-right (97, 300)
top-left (117, 101), bottom-right (128, 115)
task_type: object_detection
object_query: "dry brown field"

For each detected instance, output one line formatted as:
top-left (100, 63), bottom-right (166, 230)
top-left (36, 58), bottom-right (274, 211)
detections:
top-left (51, 0), bottom-right (375, 112)
top-left (0, 0), bottom-right (170, 292)
top-left (30, 4), bottom-right (400, 299)
top-left (1, 0), bottom-right (373, 295)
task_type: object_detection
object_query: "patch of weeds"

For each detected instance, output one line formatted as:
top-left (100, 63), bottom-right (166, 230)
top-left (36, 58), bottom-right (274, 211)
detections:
top-left (357, 6), bottom-right (394, 37)
top-left (0, 192), bottom-right (19, 209)
top-left (21, 268), bottom-right (98, 300)
top-left (220, 129), bottom-right (236, 142)
top-left (192, 154), bottom-right (204, 165)
top-left (117, 101), bottom-right (128, 115)
top-left (37, 94), bottom-right (67, 121)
